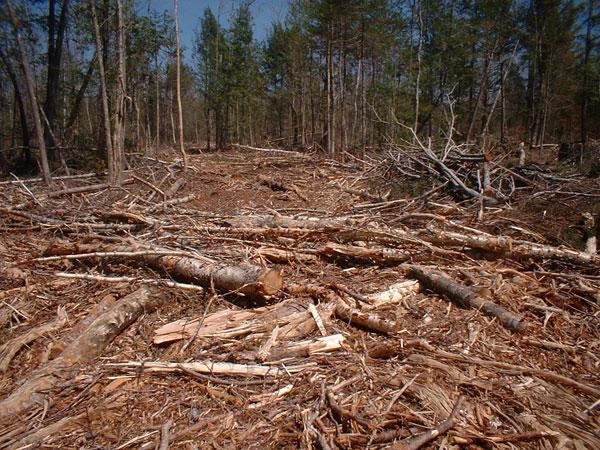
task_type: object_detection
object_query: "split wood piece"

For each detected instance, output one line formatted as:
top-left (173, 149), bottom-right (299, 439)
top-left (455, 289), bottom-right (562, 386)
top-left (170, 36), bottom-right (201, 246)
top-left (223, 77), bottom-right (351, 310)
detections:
top-left (390, 395), bottom-right (465, 450)
top-left (248, 384), bottom-right (293, 409)
top-left (164, 177), bottom-right (186, 199)
top-left (0, 285), bottom-right (164, 418)
top-left (335, 182), bottom-right (388, 203)
top-left (408, 266), bottom-right (527, 332)
top-left (321, 242), bottom-right (409, 266)
top-left (43, 241), bottom-right (282, 300)
top-left (365, 280), bottom-right (420, 309)
top-left (0, 307), bottom-right (68, 372)
top-left (334, 299), bottom-right (400, 334)
top-left (47, 179), bottom-right (133, 198)
top-left (108, 360), bottom-right (306, 377)
top-left (154, 299), bottom-right (325, 344)
top-left (266, 334), bottom-right (345, 361)
top-left (288, 285), bottom-right (402, 334)
top-left (146, 193), bottom-right (196, 212)
top-left (582, 213), bottom-right (597, 255)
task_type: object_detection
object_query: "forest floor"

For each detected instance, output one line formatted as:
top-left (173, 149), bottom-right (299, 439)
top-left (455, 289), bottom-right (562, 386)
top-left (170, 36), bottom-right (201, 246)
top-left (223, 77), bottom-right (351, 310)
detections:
top-left (0, 149), bottom-right (598, 449)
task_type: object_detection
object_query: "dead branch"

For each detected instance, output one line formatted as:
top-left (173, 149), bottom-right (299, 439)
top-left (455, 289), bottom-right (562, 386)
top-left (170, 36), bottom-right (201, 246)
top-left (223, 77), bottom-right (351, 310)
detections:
top-left (390, 395), bottom-right (465, 450)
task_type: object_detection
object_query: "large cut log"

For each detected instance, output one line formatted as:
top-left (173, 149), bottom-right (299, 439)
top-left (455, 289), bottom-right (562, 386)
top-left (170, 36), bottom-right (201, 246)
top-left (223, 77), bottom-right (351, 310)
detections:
top-left (0, 285), bottom-right (163, 418)
top-left (409, 266), bottom-right (526, 331)
top-left (42, 241), bottom-right (282, 300)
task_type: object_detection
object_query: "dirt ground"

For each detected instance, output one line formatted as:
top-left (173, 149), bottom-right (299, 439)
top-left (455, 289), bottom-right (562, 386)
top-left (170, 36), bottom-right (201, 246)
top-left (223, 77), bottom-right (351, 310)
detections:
top-left (0, 150), bottom-right (598, 449)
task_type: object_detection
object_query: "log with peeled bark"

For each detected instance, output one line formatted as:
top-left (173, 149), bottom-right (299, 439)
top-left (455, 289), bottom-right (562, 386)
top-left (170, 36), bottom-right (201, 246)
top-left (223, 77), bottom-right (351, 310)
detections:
top-left (42, 241), bottom-right (282, 301)
top-left (321, 242), bottom-right (409, 266)
top-left (408, 266), bottom-right (526, 331)
top-left (0, 285), bottom-right (163, 418)
top-left (421, 227), bottom-right (600, 266)
top-left (218, 214), bottom-right (600, 266)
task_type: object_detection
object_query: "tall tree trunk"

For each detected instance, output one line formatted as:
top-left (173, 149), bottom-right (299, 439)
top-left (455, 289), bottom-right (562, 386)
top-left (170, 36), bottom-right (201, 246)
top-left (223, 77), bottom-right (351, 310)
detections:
top-left (173, 0), bottom-right (188, 171)
top-left (580, 0), bottom-right (594, 164)
top-left (43, 0), bottom-right (70, 161)
top-left (90, 0), bottom-right (115, 184)
top-left (414, 0), bottom-right (423, 133)
top-left (466, 44), bottom-right (495, 143)
top-left (0, 47), bottom-right (31, 160)
top-left (7, 0), bottom-right (52, 184)
top-left (64, 53), bottom-right (95, 138)
top-left (112, 0), bottom-right (126, 184)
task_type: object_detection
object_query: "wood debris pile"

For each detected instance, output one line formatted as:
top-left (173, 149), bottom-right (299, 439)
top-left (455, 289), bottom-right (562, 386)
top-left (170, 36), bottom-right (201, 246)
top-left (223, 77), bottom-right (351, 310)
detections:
top-left (0, 150), bottom-right (598, 449)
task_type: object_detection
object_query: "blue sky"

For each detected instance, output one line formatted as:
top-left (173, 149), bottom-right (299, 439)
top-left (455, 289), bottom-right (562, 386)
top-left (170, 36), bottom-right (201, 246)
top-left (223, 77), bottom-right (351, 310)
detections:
top-left (148, 0), bottom-right (290, 62)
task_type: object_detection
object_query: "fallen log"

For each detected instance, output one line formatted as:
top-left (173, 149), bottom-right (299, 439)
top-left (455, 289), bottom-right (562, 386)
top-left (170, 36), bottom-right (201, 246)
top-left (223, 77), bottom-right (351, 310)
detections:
top-left (321, 242), bottom-right (409, 266)
top-left (422, 227), bottom-right (600, 266)
top-left (108, 360), bottom-right (308, 377)
top-left (0, 285), bottom-right (164, 418)
top-left (42, 241), bottom-right (282, 300)
top-left (218, 214), bottom-right (600, 266)
top-left (47, 179), bottom-right (133, 198)
top-left (147, 193), bottom-right (195, 212)
top-left (409, 266), bottom-right (526, 331)
top-left (334, 300), bottom-right (400, 334)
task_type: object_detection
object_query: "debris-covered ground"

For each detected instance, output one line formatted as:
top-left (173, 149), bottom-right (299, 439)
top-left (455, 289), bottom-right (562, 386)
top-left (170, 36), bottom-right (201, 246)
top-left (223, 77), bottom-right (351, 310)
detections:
top-left (0, 149), bottom-right (598, 449)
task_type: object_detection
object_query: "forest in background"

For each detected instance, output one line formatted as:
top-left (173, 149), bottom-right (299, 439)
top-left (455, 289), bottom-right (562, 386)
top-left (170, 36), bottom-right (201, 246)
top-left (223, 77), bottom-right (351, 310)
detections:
top-left (0, 0), bottom-right (599, 180)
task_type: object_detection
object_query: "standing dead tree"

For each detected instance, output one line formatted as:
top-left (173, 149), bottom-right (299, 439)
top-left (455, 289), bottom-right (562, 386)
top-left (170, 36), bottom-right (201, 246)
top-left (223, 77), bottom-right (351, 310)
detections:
top-left (6, 0), bottom-right (52, 184)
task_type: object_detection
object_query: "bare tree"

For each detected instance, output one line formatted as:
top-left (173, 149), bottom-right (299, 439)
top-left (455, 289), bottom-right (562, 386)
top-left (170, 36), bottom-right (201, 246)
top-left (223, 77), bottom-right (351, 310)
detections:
top-left (90, 0), bottom-right (117, 185)
top-left (113, 0), bottom-right (126, 185)
top-left (174, 0), bottom-right (188, 171)
top-left (6, 0), bottom-right (52, 184)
